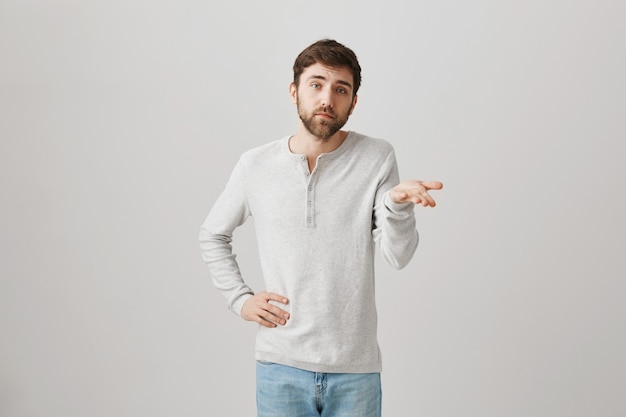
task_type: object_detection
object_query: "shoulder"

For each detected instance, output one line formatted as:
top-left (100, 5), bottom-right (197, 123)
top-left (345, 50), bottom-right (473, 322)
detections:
top-left (238, 137), bottom-right (287, 166)
top-left (349, 132), bottom-right (395, 154)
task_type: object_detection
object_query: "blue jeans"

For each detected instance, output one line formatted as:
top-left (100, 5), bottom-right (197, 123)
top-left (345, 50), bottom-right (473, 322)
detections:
top-left (256, 361), bottom-right (382, 417)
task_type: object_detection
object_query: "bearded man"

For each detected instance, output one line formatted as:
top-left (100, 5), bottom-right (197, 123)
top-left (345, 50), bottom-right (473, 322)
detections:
top-left (199, 38), bottom-right (443, 417)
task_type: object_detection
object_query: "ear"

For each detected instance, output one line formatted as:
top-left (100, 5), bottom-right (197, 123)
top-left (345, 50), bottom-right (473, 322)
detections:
top-left (349, 94), bottom-right (358, 115)
top-left (289, 82), bottom-right (297, 104)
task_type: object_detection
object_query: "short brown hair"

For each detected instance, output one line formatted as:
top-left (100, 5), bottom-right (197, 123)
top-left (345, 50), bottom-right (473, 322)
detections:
top-left (293, 39), bottom-right (362, 97)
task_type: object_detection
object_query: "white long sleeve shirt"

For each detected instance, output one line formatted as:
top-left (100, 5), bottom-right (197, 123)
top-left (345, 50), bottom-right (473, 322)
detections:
top-left (199, 131), bottom-right (418, 373)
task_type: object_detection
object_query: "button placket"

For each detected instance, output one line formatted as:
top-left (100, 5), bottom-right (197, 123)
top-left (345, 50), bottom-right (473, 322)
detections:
top-left (305, 172), bottom-right (316, 228)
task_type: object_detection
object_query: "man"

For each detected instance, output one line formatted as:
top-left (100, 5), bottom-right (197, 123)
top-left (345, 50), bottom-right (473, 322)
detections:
top-left (199, 39), bottom-right (443, 417)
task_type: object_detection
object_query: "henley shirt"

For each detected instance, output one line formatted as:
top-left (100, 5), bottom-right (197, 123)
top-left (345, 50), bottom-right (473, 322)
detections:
top-left (199, 131), bottom-right (418, 373)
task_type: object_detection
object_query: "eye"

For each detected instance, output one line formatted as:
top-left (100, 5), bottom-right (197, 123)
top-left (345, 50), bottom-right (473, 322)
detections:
top-left (311, 83), bottom-right (320, 89)
top-left (336, 87), bottom-right (347, 94)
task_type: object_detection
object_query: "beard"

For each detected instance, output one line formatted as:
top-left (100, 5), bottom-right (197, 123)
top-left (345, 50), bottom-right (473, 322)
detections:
top-left (297, 96), bottom-right (351, 141)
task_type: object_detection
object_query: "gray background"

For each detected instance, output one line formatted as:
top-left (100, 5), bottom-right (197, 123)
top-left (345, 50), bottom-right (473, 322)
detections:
top-left (1, 0), bottom-right (625, 416)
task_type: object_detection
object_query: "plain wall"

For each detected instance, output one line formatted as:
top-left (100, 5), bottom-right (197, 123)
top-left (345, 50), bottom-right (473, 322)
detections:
top-left (1, 0), bottom-right (625, 416)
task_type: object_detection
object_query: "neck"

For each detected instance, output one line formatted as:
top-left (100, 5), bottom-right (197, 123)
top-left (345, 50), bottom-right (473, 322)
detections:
top-left (290, 126), bottom-right (348, 157)
top-left (289, 129), bottom-right (348, 171)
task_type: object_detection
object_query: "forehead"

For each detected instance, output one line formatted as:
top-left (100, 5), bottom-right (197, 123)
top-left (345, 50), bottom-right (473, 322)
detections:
top-left (301, 63), bottom-right (353, 85)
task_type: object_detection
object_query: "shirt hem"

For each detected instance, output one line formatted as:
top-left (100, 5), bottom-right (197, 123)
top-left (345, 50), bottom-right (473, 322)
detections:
top-left (255, 351), bottom-right (383, 374)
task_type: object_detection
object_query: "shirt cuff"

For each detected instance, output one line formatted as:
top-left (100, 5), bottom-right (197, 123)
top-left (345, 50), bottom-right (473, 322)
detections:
top-left (232, 292), bottom-right (254, 316)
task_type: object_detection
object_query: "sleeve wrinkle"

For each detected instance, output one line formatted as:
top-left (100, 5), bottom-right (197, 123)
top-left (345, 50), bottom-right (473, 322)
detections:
top-left (198, 157), bottom-right (254, 315)
top-left (372, 147), bottom-right (419, 270)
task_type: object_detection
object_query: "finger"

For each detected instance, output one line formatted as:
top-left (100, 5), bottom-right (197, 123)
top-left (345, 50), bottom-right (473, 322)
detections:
top-left (245, 304), bottom-right (282, 327)
top-left (410, 193), bottom-right (435, 207)
top-left (263, 292), bottom-right (289, 305)
top-left (258, 307), bottom-right (287, 326)
top-left (421, 181), bottom-right (443, 190)
top-left (249, 297), bottom-right (289, 323)
top-left (422, 192), bottom-right (436, 207)
top-left (257, 316), bottom-right (278, 328)
top-left (265, 303), bottom-right (290, 320)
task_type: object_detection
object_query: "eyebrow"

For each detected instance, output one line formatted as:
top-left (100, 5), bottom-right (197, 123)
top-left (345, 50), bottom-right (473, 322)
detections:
top-left (306, 75), bottom-right (353, 90)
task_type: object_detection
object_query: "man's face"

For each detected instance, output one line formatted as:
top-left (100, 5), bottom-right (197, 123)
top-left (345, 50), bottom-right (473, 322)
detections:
top-left (290, 63), bottom-right (358, 140)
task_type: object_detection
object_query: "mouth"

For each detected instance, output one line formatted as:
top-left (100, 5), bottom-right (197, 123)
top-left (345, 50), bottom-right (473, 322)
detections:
top-left (315, 112), bottom-right (335, 119)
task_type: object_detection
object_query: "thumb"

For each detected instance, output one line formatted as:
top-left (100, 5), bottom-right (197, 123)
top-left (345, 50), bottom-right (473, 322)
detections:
top-left (389, 188), bottom-right (409, 203)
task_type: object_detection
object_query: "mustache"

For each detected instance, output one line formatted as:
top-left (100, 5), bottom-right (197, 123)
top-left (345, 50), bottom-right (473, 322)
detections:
top-left (316, 106), bottom-right (336, 116)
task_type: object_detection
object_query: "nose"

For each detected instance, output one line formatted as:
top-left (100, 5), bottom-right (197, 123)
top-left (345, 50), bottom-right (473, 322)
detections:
top-left (320, 87), bottom-right (334, 108)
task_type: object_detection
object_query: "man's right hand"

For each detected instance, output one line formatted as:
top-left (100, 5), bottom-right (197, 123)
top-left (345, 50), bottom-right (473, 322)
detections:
top-left (241, 292), bottom-right (290, 328)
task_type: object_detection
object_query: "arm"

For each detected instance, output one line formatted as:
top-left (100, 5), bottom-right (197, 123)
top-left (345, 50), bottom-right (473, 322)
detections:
top-left (372, 150), bottom-right (418, 269)
top-left (198, 159), bottom-right (290, 327)
top-left (198, 159), bottom-right (254, 315)
top-left (372, 150), bottom-right (443, 269)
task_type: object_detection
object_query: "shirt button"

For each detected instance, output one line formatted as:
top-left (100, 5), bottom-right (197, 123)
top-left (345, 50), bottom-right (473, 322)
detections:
top-left (308, 185), bottom-right (312, 190)
top-left (305, 172), bottom-right (309, 176)
top-left (308, 201), bottom-right (312, 206)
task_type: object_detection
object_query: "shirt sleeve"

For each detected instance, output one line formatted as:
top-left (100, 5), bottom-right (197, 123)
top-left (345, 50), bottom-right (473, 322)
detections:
top-left (372, 148), bottom-right (419, 269)
top-left (198, 159), bottom-right (254, 315)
